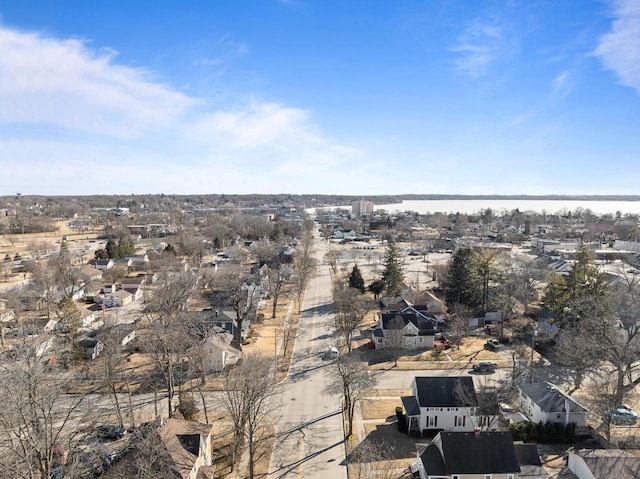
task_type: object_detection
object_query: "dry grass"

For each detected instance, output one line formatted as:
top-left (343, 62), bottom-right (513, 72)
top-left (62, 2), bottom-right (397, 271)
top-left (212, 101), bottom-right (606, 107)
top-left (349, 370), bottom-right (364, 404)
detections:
top-left (360, 399), bottom-right (403, 421)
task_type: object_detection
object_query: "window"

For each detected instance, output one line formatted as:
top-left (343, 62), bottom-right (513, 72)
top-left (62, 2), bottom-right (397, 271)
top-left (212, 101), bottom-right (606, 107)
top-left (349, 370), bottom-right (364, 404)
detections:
top-left (428, 416), bottom-right (438, 427)
top-left (484, 475), bottom-right (492, 479)
top-left (455, 416), bottom-right (466, 427)
top-left (452, 476), bottom-right (459, 479)
top-left (507, 475), bottom-right (514, 479)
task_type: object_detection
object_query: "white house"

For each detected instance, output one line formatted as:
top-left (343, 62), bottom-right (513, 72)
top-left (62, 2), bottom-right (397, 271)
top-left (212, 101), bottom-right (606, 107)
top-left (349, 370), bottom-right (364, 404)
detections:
top-left (202, 326), bottom-right (242, 372)
top-left (373, 309), bottom-right (439, 350)
top-left (519, 382), bottom-right (587, 427)
top-left (415, 431), bottom-right (522, 479)
top-left (402, 376), bottom-right (498, 435)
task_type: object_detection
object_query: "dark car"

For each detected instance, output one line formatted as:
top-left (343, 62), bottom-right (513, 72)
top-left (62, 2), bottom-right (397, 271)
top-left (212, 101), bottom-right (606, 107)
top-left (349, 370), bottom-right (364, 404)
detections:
top-left (472, 362), bottom-right (498, 373)
top-left (96, 425), bottom-right (127, 440)
top-left (605, 406), bottom-right (638, 425)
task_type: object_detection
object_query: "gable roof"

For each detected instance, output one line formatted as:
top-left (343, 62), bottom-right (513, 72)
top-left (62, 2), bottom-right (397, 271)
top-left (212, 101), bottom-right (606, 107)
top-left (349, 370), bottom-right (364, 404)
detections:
top-left (422, 431), bottom-right (520, 475)
top-left (158, 417), bottom-right (212, 479)
top-left (573, 449), bottom-right (640, 479)
top-left (520, 382), bottom-right (587, 414)
top-left (381, 312), bottom-right (436, 335)
top-left (514, 443), bottom-right (547, 477)
top-left (414, 376), bottom-right (477, 408)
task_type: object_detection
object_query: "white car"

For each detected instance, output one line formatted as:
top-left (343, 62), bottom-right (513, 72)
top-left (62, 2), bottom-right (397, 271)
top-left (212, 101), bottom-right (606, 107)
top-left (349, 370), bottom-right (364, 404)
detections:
top-left (329, 347), bottom-right (339, 359)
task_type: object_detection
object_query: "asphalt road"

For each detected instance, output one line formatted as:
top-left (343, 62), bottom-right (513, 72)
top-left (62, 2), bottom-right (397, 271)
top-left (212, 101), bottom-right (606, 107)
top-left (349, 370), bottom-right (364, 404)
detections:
top-left (267, 235), bottom-right (348, 479)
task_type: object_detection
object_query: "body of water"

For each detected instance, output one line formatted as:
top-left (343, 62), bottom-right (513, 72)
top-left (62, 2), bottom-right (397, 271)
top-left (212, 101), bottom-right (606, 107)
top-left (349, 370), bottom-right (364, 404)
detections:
top-left (374, 199), bottom-right (640, 216)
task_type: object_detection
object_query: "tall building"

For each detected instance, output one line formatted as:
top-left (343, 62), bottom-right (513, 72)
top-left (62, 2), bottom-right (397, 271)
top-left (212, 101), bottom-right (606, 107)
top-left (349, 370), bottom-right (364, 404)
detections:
top-left (352, 200), bottom-right (374, 216)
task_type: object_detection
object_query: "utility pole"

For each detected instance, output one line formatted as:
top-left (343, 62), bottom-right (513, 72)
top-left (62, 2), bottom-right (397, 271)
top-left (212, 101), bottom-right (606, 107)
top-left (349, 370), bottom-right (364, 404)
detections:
top-left (529, 323), bottom-right (538, 383)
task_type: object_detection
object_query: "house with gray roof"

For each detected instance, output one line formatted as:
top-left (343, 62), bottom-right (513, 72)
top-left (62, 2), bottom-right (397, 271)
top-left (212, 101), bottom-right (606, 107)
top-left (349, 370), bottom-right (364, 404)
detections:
top-left (568, 449), bottom-right (640, 479)
top-left (519, 382), bottom-right (587, 427)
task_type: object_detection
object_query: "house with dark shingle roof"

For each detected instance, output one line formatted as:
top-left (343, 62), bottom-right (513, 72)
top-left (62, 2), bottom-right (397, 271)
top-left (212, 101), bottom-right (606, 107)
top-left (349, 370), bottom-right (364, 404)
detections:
top-left (415, 431), bottom-right (521, 479)
top-left (372, 307), bottom-right (439, 350)
top-left (519, 382), bottom-right (587, 427)
top-left (402, 376), bottom-right (498, 435)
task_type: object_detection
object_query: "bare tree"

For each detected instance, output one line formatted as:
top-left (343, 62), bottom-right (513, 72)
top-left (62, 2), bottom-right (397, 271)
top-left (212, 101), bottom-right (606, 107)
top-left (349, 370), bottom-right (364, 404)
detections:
top-left (99, 324), bottom-right (136, 429)
top-left (210, 265), bottom-right (262, 347)
top-left (218, 355), bottom-right (280, 478)
top-left (24, 260), bottom-right (57, 319)
top-left (448, 303), bottom-right (471, 350)
top-left (383, 315), bottom-right (405, 367)
top-left (324, 249), bottom-right (341, 276)
top-left (333, 281), bottom-right (372, 351)
top-left (349, 439), bottom-right (402, 479)
top-left (0, 343), bottom-right (87, 478)
top-left (292, 231), bottom-right (316, 312)
top-left (327, 353), bottom-right (377, 438)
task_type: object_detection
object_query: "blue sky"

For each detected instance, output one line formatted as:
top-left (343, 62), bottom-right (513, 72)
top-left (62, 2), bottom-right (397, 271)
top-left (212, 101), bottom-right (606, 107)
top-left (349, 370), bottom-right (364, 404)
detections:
top-left (1, 0), bottom-right (639, 196)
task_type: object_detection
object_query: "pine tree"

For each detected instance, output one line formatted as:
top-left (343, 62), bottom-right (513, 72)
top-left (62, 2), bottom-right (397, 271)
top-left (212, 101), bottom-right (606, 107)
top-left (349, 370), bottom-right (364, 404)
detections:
top-left (381, 239), bottom-right (404, 297)
top-left (348, 264), bottom-right (365, 293)
top-left (444, 247), bottom-right (482, 310)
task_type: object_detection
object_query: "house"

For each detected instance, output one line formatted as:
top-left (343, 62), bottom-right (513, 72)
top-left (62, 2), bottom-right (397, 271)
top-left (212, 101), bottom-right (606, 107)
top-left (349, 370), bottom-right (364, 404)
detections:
top-left (402, 376), bottom-right (498, 435)
top-left (568, 449), bottom-right (640, 479)
top-left (125, 253), bottom-right (149, 271)
top-left (108, 323), bottom-right (136, 349)
top-left (79, 264), bottom-right (103, 283)
top-left (415, 431), bottom-right (521, 479)
top-left (103, 290), bottom-right (134, 308)
top-left (79, 308), bottom-right (98, 327)
top-left (89, 259), bottom-right (114, 271)
top-left (201, 326), bottom-right (242, 372)
top-left (103, 417), bottom-right (214, 479)
top-left (514, 443), bottom-right (548, 479)
top-left (519, 382), bottom-right (588, 427)
top-left (121, 276), bottom-right (145, 300)
top-left (372, 308), bottom-right (439, 350)
top-left (212, 309), bottom-right (250, 342)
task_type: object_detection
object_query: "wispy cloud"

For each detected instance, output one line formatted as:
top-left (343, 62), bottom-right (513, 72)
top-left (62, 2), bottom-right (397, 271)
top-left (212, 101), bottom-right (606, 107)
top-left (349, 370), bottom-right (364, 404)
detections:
top-left (552, 71), bottom-right (574, 99)
top-left (594, 0), bottom-right (640, 94)
top-left (451, 16), bottom-right (512, 79)
top-left (0, 24), bottom-right (362, 195)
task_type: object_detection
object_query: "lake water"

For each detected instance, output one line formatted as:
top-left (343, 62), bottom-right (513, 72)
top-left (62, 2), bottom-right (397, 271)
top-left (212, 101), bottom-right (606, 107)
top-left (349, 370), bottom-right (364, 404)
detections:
top-left (373, 199), bottom-right (640, 216)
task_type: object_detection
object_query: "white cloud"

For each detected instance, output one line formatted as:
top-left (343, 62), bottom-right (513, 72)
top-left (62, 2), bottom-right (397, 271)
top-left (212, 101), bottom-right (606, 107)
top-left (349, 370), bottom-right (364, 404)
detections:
top-left (0, 23), bottom-right (363, 195)
top-left (451, 17), bottom-right (508, 79)
top-left (595, 0), bottom-right (640, 94)
top-left (0, 26), bottom-right (196, 137)
top-left (551, 71), bottom-right (574, 99)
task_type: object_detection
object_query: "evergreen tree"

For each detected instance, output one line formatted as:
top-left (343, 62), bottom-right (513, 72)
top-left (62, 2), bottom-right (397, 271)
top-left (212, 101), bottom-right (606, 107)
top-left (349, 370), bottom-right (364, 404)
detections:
top-left (368, 279), bottom-right (385, 300)
top-left (381, 239), bottom-right (404, 297)
top-left (105, 238), bottom-right (117, 258)
top-left (444, 247), bottom-right (482, 310)
top-left (543, 244), bottom-right (609, 328)
top-left (348, 264), bottom-right (365, 293)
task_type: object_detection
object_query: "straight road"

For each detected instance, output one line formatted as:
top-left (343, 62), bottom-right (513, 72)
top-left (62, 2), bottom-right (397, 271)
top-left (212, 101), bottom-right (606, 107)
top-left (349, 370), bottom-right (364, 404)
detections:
top-left (268, 235), bottom-right (348, 479)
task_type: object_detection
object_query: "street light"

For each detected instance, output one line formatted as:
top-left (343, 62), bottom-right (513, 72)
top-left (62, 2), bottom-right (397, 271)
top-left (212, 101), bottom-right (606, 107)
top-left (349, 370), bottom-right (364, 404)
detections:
top-left (528, 322), bottom-right (538, 383)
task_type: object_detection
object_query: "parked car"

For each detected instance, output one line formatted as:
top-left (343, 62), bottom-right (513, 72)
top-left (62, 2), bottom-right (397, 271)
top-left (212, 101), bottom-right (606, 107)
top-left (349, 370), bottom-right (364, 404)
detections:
top-left (485, 338), bottom-right (500, 350)
top-left (472, 362), bottom-right (498, 373)
top-left (96, 425), bottom-right (127, 440)
top-left (434, 335), bottom-right (451, 350)
top-left (329, 347), bottom-right (339, 359)
top-left (605, 406), bottom-right (638, 424)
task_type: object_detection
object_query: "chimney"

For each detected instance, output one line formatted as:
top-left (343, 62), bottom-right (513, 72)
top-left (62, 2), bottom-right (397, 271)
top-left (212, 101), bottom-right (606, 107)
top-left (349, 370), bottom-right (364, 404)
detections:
top-left (474, 427), bottom-right (481, 437)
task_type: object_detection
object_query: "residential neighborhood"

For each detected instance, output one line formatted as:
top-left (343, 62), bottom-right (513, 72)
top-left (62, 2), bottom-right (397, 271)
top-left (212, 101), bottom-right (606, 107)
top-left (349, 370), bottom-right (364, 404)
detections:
top-left (1, 195), bottom-right (640, 478)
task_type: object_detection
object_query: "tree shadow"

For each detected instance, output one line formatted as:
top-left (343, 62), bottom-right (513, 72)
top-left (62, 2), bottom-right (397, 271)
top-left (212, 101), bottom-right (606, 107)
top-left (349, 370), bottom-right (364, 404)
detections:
top-left (347, 422), bottom-right (420, 463)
